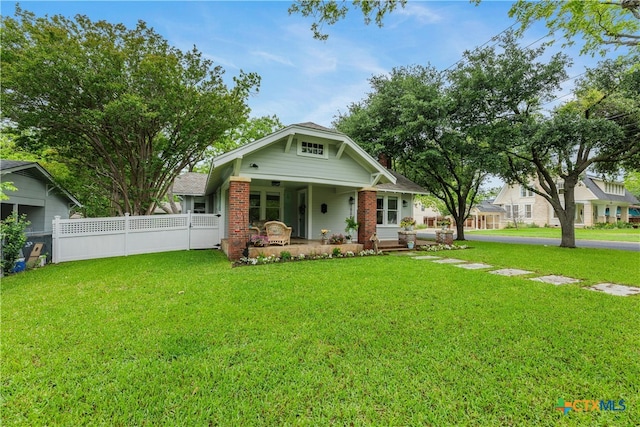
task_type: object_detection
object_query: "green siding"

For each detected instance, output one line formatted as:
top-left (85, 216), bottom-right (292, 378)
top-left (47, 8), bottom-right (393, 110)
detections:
top-left (241, 138), bottom-right (373, 186)
top-left (2, 172), bottom-right (72, 232)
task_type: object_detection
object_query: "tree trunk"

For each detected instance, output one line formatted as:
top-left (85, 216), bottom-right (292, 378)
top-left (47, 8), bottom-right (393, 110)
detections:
top-left (558, 180), bottom-right (577, 248)
top-left (455, 219), bottom-right (465, 241)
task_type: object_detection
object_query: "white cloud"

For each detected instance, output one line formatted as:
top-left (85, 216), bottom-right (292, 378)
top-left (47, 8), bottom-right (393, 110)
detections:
top-left (251, 51), bottom-right (295, 67)
top-left (396, 3), bottom-right (443, 25)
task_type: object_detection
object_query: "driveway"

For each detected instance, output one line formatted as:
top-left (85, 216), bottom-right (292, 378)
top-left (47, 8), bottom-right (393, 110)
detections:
top-left (416, 230), bottom-right (640, 252)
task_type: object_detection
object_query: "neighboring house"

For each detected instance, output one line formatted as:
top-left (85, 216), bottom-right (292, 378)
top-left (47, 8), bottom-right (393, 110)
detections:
top-left (412, 202), bottom-right (447, 228)
top-left (412, 199), bottom-right (503, 229)
top-left (171, 172), bottom-right (211, 214)
top-left (204, 122), bottom-right (428, 259)
top-left (1, 160), bottom-right (80, 232)
top-left (466, 200), bottom-right (504, 229)
top-left (493, 176), bottom-right (639, 228)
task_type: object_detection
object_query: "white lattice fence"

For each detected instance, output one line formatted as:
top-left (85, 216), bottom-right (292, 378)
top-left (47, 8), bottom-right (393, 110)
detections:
top-left (52, 213), bottom-right (220, 263)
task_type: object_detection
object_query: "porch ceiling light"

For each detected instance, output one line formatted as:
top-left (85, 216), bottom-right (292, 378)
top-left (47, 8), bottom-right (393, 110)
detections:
top-left (271, 181), bottom-right (280, 187)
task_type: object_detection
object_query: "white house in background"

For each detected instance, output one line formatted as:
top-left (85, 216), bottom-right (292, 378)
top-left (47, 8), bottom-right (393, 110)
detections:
top-left (493, 175), bottom-right (639, 228)
top-left (412, 199), bottom-right (504, 229)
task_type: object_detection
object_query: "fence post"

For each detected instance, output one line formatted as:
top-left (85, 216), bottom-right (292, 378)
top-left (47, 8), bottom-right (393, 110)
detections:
top-left (187, 210), bottom-right (192, 250)
top-left (52, 216), bottom-right (60, 264)
top-left (124, 213), bottom-right (130, 256)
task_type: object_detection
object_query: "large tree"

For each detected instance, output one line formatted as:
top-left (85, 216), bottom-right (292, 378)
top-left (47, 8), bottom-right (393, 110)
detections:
top-left (335, 65), bottom-right (497, 241)
top-left (1, 7), bottom-right (259, 216)
top-left (490, 55), bottom-right (639, 247)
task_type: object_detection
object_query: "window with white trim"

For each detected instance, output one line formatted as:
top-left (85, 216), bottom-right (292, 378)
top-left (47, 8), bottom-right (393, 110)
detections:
top-left (298, 141), bottom-right (328, 159)
top-left (525, 204), bottom-right (532, 219)
top-left (376, 196), bottom-right (399, 225)
top-left (520, 186), bottom-right (534, 197)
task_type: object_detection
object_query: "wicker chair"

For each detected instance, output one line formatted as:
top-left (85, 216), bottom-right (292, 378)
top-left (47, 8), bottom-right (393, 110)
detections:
top-left (264, 221), bottom-right (292, 246)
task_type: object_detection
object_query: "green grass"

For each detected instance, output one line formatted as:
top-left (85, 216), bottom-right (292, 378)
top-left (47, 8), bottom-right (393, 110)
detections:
top-left (467, 227), bottom-right (640, 242)
top-left (2, 247), bottom-right (639, 425)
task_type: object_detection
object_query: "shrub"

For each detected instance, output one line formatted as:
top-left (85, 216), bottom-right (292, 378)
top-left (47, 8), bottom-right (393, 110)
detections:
top-left (280, 251), bottom-right (292, 261)
top-left (1, 212), bottom-right (30, 274)
top-left (332, 247), bottom-right (342, 257)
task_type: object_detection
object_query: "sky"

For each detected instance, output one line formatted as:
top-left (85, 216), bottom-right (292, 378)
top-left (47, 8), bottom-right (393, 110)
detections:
top-left (1, 1), bottom-right (625, 128)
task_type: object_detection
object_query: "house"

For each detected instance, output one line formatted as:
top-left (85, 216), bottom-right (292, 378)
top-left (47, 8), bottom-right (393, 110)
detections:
top-left (1, 160), bottom-right (80, 232)
top-left (412, 199), bottom-right (503, 230)
top-left (171, 172), bottom-right (211, 214)
top-left (493, 176), bottom-right (639, 228)
top-left (204, 122), bottom-right (428, 259)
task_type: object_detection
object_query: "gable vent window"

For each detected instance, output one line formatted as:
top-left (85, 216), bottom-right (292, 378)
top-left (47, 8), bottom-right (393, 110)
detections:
top-left (604, 182), bottom-right (624, 196)
top-left (298, 141), bottom-right (328, 159)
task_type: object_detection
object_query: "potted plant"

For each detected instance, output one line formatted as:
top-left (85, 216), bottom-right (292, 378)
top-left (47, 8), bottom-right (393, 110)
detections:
top-left (320, 229), bottom-right (330, 245)
top-left (400, 216), bottom-right (416, 231)
top-left (250, 235), bottom-right (268, 247)
top-left (344, 216), bottom-right (359, 243)
top-left (329, 233), bottom-right (345, 244)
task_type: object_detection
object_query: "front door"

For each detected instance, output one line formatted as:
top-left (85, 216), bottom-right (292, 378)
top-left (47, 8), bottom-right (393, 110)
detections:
top-left (297, 190), bottom-right (307, 238)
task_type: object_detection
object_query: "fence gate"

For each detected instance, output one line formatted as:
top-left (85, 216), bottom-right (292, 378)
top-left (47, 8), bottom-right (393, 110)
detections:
top-left (52, 212), bottom-right (221, 263)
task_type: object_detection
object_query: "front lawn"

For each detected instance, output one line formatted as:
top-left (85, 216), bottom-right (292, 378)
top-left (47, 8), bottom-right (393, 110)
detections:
top-left (2, 246), bottom-right (639, 425)
top-left (467, 226), bottom-right (640, 242)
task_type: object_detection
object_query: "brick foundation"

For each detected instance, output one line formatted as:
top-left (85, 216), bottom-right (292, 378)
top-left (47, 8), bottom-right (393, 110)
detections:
top-left (227, 177), bottom-right (251, 260)
top-left (357, 188), bottom-right (378, 250)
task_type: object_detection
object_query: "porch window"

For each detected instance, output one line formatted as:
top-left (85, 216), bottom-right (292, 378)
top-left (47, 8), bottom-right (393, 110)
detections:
top-left (376, 196), bottom-right (398, 225)
top-left (249, 192), bottom-right (261, 224)
top-left (298, 141), bottom-right (328, 159)
top-left (265, 193), bottom-right (280, 221)
top-left (249, 190), bottom-right (282, 223)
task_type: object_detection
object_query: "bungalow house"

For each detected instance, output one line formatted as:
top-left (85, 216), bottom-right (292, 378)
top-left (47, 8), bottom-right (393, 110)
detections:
top-left (1, 160), bottom-right (80, 232)
top-left (493, 176), bottom-right (639, 228)
top-left (204, 122), bottom-right (428, 259)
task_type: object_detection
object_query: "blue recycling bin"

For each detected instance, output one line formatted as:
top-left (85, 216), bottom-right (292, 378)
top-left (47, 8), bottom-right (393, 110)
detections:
top-left (12, 258), bottom-right (26, 273)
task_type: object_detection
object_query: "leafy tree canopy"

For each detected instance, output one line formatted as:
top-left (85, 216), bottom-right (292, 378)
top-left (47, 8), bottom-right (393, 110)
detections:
top-left (1, 7), bottom-right (260, 216)
top-left (290, 0), bottom-right (639, 57)
top-left (501, 0), bottom-right (640, 56)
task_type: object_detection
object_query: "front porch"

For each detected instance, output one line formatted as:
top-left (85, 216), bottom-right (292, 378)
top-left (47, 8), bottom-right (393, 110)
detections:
top-left (221, 237), bottom-right (435, 259)
top-left (222, 238), bottom-right (364, 258)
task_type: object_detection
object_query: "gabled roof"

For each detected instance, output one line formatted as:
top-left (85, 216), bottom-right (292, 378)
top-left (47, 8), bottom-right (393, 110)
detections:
top-left (172, 172), bottom-right (207, 196)
top-left (583, 176), bottom-right (638, 204)
top-left (207, 122), bottom-right (397, 189)
top-left (474, 199), bottom-right (505, 213)
top-left (0, 159), bottom-right (81, 206)
top-left (376, 169), bottom-right (429, 195)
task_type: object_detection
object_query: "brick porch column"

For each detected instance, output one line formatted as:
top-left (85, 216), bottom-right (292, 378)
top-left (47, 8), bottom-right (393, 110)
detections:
top-left (227, 176), bottom-right (251, 260)
top-left (357, 187), bottom-right (377, 250)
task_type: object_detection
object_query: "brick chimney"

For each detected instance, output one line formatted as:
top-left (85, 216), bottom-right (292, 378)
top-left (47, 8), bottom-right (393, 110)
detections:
top-left (377, 153), bottom-right (391, 169)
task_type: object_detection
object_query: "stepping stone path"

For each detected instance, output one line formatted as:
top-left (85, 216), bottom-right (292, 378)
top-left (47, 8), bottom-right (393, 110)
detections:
top-left (489, 268), bottom-right (533, 277)
top-left (412, 255), bottom-right (441, 260)
top-left (530, 275), bottom-right (581, 285)
top-left (588, 283), bottom-right (640, 297)
top-left (412, 255), bottom-right (638, 297)
top-left (455, 263), bottom-right (493, 270)
top-left (432, 258), bottom-right (466, 264)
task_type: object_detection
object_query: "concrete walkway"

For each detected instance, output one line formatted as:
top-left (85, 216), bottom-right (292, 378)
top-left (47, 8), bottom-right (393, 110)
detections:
top-left (402, 252), bottom-right (640, 297)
